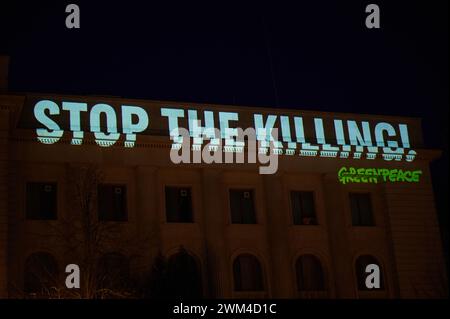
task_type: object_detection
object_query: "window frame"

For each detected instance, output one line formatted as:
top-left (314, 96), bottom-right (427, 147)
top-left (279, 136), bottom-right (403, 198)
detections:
top-left (25, 181), bottom-right (58, 221)
top-left (97, 183), bottom-right (129, 222)
top-left (349, 192), bottom-right (375, 227)
top-left (232, 253), bottom-right (265, 292)
top-left (295, 254), bottom-right (326, 292)
top-left (228, 188), bottom-right (258, 225)
top-left (354, 254), bottom-right (385, 291)
top-left (164, 185), bottom-right (195, 223)
top-left (289, 190), bottom-right (318, 226)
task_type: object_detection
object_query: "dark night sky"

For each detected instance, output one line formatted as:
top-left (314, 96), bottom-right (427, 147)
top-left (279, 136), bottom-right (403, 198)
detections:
top-left (0, 1), bottom-right (448, 263)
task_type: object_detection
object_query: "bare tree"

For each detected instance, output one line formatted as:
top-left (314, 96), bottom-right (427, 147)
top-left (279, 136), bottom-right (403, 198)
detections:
top-left (44, 164), bottom-right (150, 298)
top-left (17, 164), bottom-right (167, 299)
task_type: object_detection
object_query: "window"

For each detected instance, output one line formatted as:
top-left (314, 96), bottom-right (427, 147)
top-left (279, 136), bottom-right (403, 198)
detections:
top-left (355, 255), bottom-right (384, 290)
top-left (24, 252), bottom-right (58, 295)
top-left (167, 248), bottom-right (203, 298)
top-left (98, 184), bottom-right (127, 221)
top-left (296, 255), bottom-right (325, 291)
top-left (26, 182), bottom-right (57, 220)
top-left (349, 193), bottom-right (374, 226)
top-left (233, 254), bottom-right (264, 291)
top-left (290, 191), bottom-right (317, 225)
top-left (229, 189), bottom-right (256, 224)
top-left (165, 187), bottom-right (193, 223)
top-left (97, 253), bottom-right (130, 290)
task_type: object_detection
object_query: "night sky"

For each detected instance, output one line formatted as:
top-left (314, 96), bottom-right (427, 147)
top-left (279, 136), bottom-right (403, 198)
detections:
top-left (1, 1), bottom-right (448, 264)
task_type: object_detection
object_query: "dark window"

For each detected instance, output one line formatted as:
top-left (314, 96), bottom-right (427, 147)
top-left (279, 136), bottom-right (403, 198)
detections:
top-left (165, 187), bottom-right (193, 223)
top-left (291, 191), bottom-right (317, 225)
top-left (167, 248), bottom-right (203, 298)
top-left (355, 255), bottom-right (384, 290)
top-left (296, 255), bottom-right (325, 291)
top-left (233, 254), bottom-right (264, 291)
top-left (229, 189), bottom-right (257, 224)
top-left (24, 252), bottom-right (59, 295)
top-left (98, 184), bottom-right (127, 221)
top-left (349, 193), bottom-right (374, 226)
top-left (26, 182), bottom-right (57, 220)
top-left (97, 253), bottom-right (130, 290)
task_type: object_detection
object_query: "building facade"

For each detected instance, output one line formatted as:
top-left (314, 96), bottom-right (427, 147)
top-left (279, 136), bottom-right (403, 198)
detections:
top-left (0, 92), bottom-right (447, 298)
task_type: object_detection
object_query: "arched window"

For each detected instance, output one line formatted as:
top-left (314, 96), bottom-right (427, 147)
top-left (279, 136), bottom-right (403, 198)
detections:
top-left (24, 252), bottom-right (59, 295)
top-left (97, 252), bottom-right (130, 290)
top-left (355, 255), bottom-right (384, 290)
top-left (167, 248), bottom-right (203, 298)
top-left (233, 254), bottom-right (264, 291)
top-left (296, 254), bottom-right (325, 291)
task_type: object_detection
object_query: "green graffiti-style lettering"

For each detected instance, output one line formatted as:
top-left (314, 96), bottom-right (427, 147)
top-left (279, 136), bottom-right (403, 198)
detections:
top-left (338, 167), bottom-right (422, 184)
top-left (412, 170), bottom-right (422, 182)
top-left (403, 170), bottom-right (412, 182)
top-left (389, 169), bottom-right (398, 182)
top-left (395, 170), bottom-right (404, 182)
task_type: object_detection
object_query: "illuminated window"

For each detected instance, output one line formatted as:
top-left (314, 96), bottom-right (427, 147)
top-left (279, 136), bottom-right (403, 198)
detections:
top-left (26, 182), bottom-right (57, 220)
top-left (355, 255), bottom-right (384, 290)
top-left (229, 189), bottom-right (256, 224)
top-left (24, 252), bottom-right (58, 295)
top-left (165, 187), bottom-right (193, 223)
top-left (349, 193), bottom-right (374, 226)
top-left (290, 191), bottom-right (317, 225)
top-left (296, 255), bottom-right (325, 291)
top-left (98, 184), bottom-right (127, 221)
top-left (233, 254), bottom-right (264, 291)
